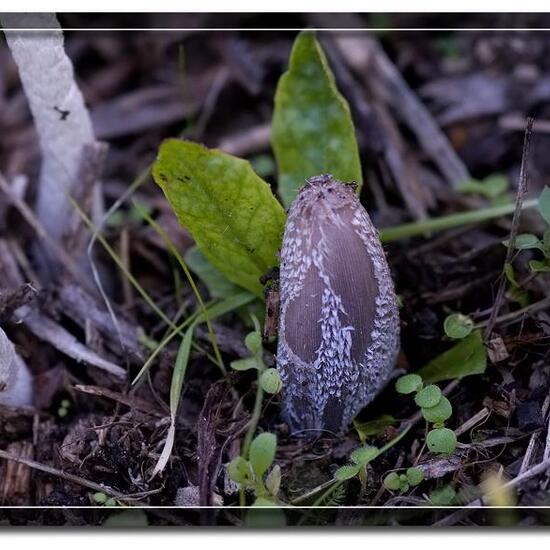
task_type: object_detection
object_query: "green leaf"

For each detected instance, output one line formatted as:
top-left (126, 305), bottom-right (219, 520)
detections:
top-left (398, 474), bottom-right (410, 492)
top-left (426, 428), bottom-right (457, 455)
top-left (350, 445), bottom-right (379, 465)
top-left (512, 233), bottom-right (541, 250)
top-left (249, 432), bottom-right (277, 479)
top-left (459, 175), bottom-right (508, 200)
top-left (538, 186), bottom-right (550, 225)
top-left (265, 464), bottom-right (282, 497)
top-left (395, 374), bottom-right (423, 394)
top-left (422, 396), bottom-right (453, 424)
top-left (416, 330), bottom-right (487, 384)
top-left (504, 262), bottom-right (519, 287)
top-left (245, 331), bottom-right (262, 354)
top-left (153, 139), bottom-right (286, 297)
top-left (415, 385), bottom-right (442, 408)
top-left (529, 259), bottom-right (550, 273)
top-left (260, 368), bottom-right (283, 394)
top-left (93, 492), bottom-right (108, 504)
top-left (443, 313), bottom-right (474, 339)
top-left (228, 456), bottom-right (251, 485)
top-left (230, 357), bottom-right (258, 371)
top-left (429, 485), bottom-right (457, 506)
top-left (272, 31), bottom-right (362, 207)
top-left (334, 464), bottom-right (361, 481)
top-left (353, 415), bottom-right (397, 443)
top-left (406, 467), bottom-right (425, 487)
top-left (184, 246), bottom-right (242, 299)
top-left (482, 175), bottom-right (509, 198)
top-left (383, 472), bottom-right (401, 491)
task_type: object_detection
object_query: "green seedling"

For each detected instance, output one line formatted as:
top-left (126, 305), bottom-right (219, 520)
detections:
top-left (57, 399), bottom-right (71, 418)
top-left (505, 187), bottom-right (550, 275)
top-left (230, 316), bottom-right (283, 506)
top-left (457, 174), bottom-right (511, 205)
top-left (92, 492), bottom-right (120, 507)
top-left (428, 484), bottom-right (457, 506)
top-left (383, 467), bottom-right (425, 493)
top-left (395, 373), bottom-right (457, 455)
top-left (228, 432), bottom-right (281, 505)
top-left (443, 313), bottom-right (474, 340)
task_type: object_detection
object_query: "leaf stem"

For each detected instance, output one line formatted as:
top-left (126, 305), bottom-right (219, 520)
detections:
top-left (379, 199), bottom-right (538, 243)
top-left (242, 370), bottom-right (265, 460)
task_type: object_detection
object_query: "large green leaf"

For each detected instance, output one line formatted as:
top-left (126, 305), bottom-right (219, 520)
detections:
top-left (416, 330), bottom-right (487, 384)
top-left (272, 31), bottom-right (362, 207)
top-left (153, 139), bottom-right (286, 297)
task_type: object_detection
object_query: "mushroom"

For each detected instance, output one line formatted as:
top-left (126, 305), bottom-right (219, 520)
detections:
top-left (277, 175), bottom-right (400, 434)
top-left (0, 326), bottom-right (33, 407)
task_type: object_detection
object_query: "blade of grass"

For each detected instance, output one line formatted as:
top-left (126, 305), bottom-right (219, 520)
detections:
top-left (132, 291), bottom-right (254, 386)
top-left (136, 201), bottom-right (225, 374)
top-left (150, 291), bottom-right (255, 476)
top-left (150, 324), bottom-right (194, 478)
top-left (379, 199), bottom-right (538, 243)
top-left (69, 194), bottom-right (177, 329)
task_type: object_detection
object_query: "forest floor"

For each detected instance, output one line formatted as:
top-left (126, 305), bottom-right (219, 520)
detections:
top-left (1, 13), bottom-right (550, 526)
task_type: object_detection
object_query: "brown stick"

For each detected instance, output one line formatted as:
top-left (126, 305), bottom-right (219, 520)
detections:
top-left (484, 118), bottom-right (534, 341)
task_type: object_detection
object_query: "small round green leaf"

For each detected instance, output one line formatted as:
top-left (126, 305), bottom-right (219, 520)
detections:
top-left (406, 467), bottom-right (425, 487)
top-left (414, 385), bottom-right (442, 408)
top-left (228, 456), bottom-right (251, 484)
top-left (260, 368), bottom-right (283, 394)
top-left (395, 374), bottom-right (423, 395)
top-left (249, 432), bottom-right (277, 479)
top-left (429, 485), bottom-right (457, 506)
top-left (426, 428), bottom-right (457, 455)
top-left (93, 492), bottom-right (108, 504)
top-left (383, 472), bottom-right (401, 491)
top-left (245, 332), bottom-right (262, 354)
top-left (334, 464), bottom-right (361, 481)
top-left (421, 396), bottom-right (453, 424)
top-left (443, 313), bottom-right (474, 340)
top-left (482, 175), bottom-right (508, 198)
top-left (350, 445), bottom-right (379, 465)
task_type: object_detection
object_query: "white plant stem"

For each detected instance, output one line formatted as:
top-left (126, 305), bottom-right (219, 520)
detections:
top-left (0, 326), bottom-right (33, 407)
top-left (1, 13), bottom-right (97, 243)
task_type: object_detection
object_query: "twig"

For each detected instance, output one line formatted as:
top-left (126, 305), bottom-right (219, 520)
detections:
top-left (0, 172), bottom-right (96, 295)
top-left (454, 407), bottom-right (490, 437)
top-left (484, 117), bottom-right (534, 341)
top-left (216, 123), bottom-right (271, 157)
top-left (435, 455), bottom-right (550, 526)
top-left (16, 305), bottom-right (126, 379)
top-left (321, 20), bottom-right (470, 187)
top-left (520, 394), bottom-right (550, 474)
top-left (0, 448), bottom-right (130, 501)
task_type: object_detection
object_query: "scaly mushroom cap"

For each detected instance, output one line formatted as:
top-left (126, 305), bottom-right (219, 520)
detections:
top-left (277, 175), bottom-right (399, 434)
